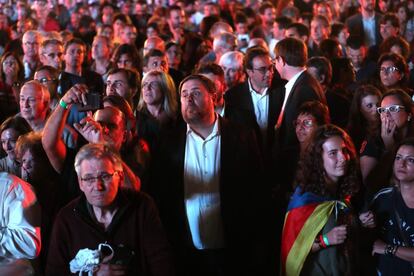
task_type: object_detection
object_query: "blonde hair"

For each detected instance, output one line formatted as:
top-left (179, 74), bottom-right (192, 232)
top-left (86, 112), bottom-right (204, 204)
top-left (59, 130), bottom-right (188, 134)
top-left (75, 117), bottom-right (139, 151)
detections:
top-left (138, 70), bottom-right (178, 119)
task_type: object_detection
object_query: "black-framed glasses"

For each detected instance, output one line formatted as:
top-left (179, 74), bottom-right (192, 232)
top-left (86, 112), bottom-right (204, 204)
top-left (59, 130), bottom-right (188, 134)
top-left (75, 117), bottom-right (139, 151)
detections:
top-left (293, 119), bottom-right (315, 128)
top-left (377, 105), bottom-right (405, 114)
top-left (380, 66), bottom-right (399, 75)
top-left (252, 64), bottom-right (274, 75)
top-left (80, 171), bottom-right (119, 186)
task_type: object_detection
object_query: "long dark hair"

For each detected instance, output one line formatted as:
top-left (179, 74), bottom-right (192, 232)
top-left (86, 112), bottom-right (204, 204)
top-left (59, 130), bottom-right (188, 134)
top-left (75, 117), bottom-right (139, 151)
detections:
top-left (347, 84), bottom-right (381, 150)
top-left (296, 124), bottom-right (361, 199)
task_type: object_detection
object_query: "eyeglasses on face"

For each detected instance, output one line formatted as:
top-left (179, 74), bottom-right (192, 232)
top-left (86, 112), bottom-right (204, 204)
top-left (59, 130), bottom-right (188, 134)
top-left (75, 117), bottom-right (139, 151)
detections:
top-left (293, 119), bottom-right (315, 128)
top-left (80, 171), bottom-right (119, 186)
top-left (377, 105), bottom-right (405, 114)
top-left (380, 66), bottom-right (399, 75)
top-left (251, 64), bottom-right (274, 75)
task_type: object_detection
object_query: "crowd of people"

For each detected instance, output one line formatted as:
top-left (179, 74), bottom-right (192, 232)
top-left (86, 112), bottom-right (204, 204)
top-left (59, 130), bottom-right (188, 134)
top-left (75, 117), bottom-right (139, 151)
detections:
top-left (0, 0), bottom-right (414, 275)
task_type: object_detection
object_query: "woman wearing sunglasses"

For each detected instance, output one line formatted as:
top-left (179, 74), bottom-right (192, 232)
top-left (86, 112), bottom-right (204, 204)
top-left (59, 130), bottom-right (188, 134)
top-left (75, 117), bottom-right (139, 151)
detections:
top-left (360, 89), bottom-right (414, 195)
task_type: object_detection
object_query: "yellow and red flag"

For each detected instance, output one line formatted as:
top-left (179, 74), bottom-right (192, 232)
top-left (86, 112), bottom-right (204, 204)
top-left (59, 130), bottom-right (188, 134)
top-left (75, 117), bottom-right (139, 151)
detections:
top-left (281, 187), bottom-right (349, 276)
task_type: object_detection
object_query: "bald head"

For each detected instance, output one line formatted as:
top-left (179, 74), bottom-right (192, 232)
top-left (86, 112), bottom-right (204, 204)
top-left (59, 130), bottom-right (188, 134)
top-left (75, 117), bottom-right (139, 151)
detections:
top-left (20, 80), bottom-right (50, 126)
top-left (143, 36), bottom-right (166, 56)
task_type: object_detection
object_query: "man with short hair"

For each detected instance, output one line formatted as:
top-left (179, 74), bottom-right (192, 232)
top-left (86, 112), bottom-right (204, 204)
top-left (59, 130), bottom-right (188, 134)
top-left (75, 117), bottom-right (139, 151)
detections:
top-left (196, 63), bottom-right (256, 131)
top-left (225, 46), bottom-right (281, 155)
top-left (268, 16), bottom-right (292, 58)
top-left (285, 22), bottom-right (310, 43)
top-left (150, 74), bottom-right (268, 276)
top-left (39, 39), bottom-right (64, 70)
top-left (34, 65), bottom-right (60, 110)
top-left (219, 51), bottom-right (246, 89)
top-left (143, 49), bottom-right (169, 74)
top-left (60, 38), bottom-right (104, 96)
top-left (106, 68), bottom-right (139, 109)
top-left (46, 143), bottom-right (174, 275)
top-left (259, 1), bottom-right (276, 43)
top-left (167, 5), bottom-right (186, 45)
top-left (19, 80), bottom-right (50, 131)
top-left (91, 35), bottom-right (113, 80)
top-left (22, 30), bottom-right (42, 80)
top-left (346, 0), bottom-right (382, 47)
top-left (143, 36), bottom-right (165, 57)
top-left (143, 49), bottom-right (183, 89)
top-left (379, 12), bottom-right (400, 40)
top-left (119, 23), bottom-right (138, 46)
top-left (272, 37), bottom-right (326, 189)
top-left (346, 35), bottom-right (377, 84)
top-left (309, 15), bottom-right (330, 57)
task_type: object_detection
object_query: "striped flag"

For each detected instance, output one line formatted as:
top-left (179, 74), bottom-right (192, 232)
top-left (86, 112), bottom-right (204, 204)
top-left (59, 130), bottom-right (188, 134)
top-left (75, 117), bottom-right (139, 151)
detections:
top-left (281, 187), bottom-right (349, 276)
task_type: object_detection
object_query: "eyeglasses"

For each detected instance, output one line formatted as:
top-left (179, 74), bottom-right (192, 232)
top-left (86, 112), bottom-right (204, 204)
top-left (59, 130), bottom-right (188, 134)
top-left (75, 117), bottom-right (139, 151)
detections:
top-left (80, 171), bottom-right (119, 186)
top-left (293, 119), bottom-right (315, 128)
top-left (377, 105), bottom-right (405, 114)
top-left (380, 66), bottom-right (399, 75)
top-left (36, 77), bottom-right (57, 84)
top-left (251, 64), bottom-right (274, 75)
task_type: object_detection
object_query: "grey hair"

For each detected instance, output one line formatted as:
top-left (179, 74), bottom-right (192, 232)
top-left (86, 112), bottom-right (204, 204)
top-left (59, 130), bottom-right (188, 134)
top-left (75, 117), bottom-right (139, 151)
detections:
top-left (219, 51), bottom-right (245, 69)
top-left (74, 143), bottom-right (123, 175)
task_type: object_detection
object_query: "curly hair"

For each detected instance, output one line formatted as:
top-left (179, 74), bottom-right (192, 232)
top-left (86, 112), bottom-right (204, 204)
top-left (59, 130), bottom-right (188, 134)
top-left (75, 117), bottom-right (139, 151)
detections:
top-left (296, 124), bottom-right (361, 198)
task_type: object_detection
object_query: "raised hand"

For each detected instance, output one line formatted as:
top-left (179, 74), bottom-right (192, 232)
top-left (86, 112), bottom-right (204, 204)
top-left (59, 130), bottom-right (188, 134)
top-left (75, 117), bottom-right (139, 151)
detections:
top-left (73, 117), bottom-right (104, 144)
top-left (359, 211), bottom-right (376, 228)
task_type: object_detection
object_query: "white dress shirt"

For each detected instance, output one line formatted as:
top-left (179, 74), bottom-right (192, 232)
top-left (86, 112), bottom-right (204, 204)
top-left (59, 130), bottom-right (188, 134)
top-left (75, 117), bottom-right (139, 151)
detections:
top-left (276, 70), bottom-right (305, 129)
top-left (248, 79), bottom-right (269, 142)
top-left (184, 117), bottom-right (225, 249)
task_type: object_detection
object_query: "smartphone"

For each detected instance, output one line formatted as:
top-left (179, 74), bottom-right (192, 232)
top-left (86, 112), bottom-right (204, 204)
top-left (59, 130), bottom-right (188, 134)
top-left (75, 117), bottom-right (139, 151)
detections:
top-left (77, 93), bottom-right (103, 112)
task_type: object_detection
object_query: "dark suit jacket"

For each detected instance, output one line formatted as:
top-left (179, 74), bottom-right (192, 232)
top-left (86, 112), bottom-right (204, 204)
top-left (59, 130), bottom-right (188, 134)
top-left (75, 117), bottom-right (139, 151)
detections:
top-left (346, 12), bottom-right (383, 46)
top-left (272, 71), bottom-right (326, 192)
top-left (224, 79), bottom-right (285, 156)
top-left (149, 116), bottom-right (269, 275)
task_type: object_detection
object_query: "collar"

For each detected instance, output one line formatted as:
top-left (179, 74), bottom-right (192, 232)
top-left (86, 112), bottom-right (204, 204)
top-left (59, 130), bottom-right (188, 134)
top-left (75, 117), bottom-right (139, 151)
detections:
top-left (285, 69), bottom-right (305, 91)
top-left (74, 189), bottom-right (132, 234)
top-left (248, 78), bottom-right (269, 95)
top-left (186, 113), bottom-right (220, 140)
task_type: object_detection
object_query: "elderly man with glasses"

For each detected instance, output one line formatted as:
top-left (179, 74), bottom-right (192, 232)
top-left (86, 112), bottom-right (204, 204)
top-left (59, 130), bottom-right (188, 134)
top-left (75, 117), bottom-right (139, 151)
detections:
top-left (46, 143), bottom-right (174, 275)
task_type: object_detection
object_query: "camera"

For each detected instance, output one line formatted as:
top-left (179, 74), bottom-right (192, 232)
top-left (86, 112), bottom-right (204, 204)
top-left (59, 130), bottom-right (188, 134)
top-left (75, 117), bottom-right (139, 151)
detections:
top-left (77, 93), bottom-right (103, 112)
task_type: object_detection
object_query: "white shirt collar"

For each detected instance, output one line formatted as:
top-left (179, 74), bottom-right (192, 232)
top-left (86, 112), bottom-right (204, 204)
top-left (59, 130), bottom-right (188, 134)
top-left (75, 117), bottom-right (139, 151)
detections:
top-left (284, 70), bottom-right (305, 93)
top-left (248, 78), bottom-right (269, 96)
top-left (186, 114), bottom-right (220, 140)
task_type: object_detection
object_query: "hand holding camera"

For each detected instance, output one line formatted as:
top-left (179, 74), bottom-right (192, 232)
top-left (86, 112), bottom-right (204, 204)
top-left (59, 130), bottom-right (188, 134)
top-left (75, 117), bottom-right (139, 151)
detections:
top-left (61, 84), bottom-right (103, 112)
top-left (61, 84), bottom-right (89, 107)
